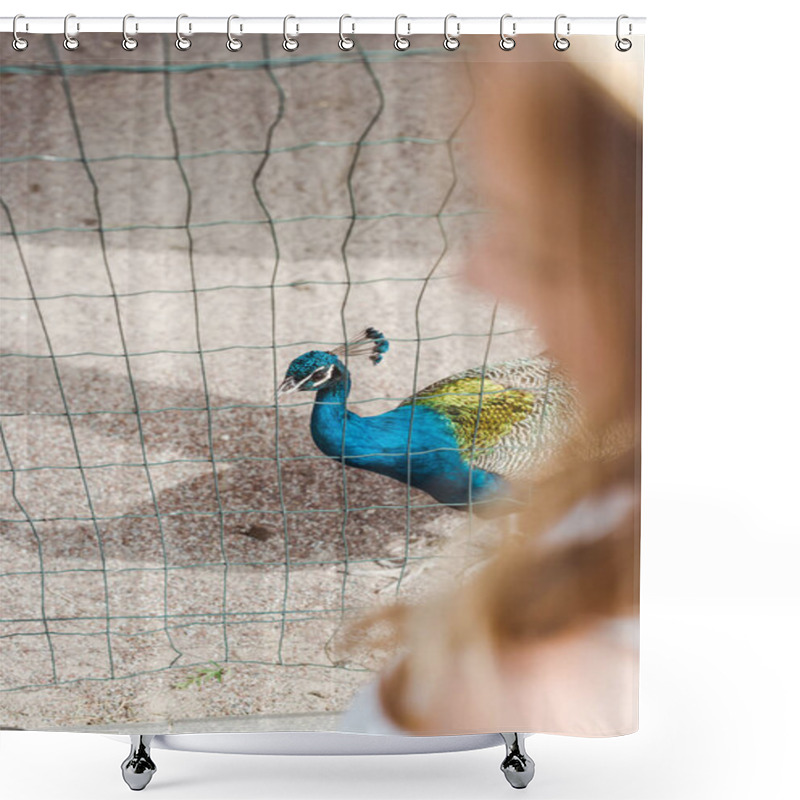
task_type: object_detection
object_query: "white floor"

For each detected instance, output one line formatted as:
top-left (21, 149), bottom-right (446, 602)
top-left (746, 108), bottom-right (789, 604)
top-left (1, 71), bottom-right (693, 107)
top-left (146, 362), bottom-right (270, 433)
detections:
top-left (2, 597), bottom-right (797, 800)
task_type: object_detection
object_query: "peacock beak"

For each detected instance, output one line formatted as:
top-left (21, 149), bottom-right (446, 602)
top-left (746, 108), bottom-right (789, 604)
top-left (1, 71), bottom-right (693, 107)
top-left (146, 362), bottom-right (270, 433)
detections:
top-left (276, 375), bottom-right (300, 399)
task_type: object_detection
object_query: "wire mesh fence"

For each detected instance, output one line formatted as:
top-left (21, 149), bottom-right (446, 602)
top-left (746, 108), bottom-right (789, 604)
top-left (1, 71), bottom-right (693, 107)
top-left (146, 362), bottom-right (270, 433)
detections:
top-left (0, 33), bottom-right (537, 728)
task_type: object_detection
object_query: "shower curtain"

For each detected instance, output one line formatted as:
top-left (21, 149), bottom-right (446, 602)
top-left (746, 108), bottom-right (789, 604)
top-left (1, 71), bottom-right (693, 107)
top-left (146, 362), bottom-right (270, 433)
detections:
top-left (0, 31), bottom-right (643, 736)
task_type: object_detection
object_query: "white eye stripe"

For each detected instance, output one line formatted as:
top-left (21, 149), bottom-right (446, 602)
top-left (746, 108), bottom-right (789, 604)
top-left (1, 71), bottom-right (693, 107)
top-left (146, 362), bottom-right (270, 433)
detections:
top-left (292, 373), bottom-right (315, 390)
top-left (310, 364), bottom-right (335, 387)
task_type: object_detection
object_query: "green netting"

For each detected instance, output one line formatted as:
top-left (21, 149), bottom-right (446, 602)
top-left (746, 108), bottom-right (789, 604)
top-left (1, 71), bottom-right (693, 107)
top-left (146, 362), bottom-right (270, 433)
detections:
top-left (0, 34), bottom-right (525, 719)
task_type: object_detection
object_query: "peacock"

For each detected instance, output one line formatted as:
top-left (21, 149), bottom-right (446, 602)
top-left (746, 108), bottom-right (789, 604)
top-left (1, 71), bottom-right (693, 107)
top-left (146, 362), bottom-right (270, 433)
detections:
top-left (277, 328), bottom-right (578, 515)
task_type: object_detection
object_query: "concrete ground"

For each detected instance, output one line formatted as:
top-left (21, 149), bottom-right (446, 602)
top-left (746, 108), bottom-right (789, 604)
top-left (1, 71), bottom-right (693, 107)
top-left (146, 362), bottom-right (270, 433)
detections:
top-left (0, 34), bottom-right (538, 730)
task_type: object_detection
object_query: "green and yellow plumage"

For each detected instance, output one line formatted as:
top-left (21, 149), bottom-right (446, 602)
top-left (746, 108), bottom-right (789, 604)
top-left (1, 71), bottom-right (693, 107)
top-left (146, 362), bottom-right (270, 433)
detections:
top-left (400, 357), bottom-right (578, 480)
top-left (401, 376), bottom-right (534, 452)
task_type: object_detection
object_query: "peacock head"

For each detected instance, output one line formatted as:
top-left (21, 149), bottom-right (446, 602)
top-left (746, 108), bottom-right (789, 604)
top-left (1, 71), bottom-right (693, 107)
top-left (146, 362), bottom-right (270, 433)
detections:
top-left (276, 327), bottom-right (389, 398)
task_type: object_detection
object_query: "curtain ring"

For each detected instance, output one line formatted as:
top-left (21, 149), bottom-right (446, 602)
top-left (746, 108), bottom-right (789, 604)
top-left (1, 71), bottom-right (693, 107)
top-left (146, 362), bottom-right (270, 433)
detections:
top-left (499, 14), bottom-right (515, 50)
top-left (283, 15), bottom-right (299, 51)
top-left (615, 14), bottom-right (632, 51)
top-left (121, 14), bottom-right (138, 51)
top-left (554, 14), bottom-right (570, 51)
top-left (63, 13), bottom-right (79, 51)
top-left (394, 15), bottom-right (410, 51)
top-left (175, 14), bottom-right (191, 50)
top-left (443, 14), bottom-right (460, 51)
top-left (339, 14), bottom-right (355, 51)
top-left (12, 15), bottom-right (29, 51)
top-left (227, 15), bottom-right (243, 51)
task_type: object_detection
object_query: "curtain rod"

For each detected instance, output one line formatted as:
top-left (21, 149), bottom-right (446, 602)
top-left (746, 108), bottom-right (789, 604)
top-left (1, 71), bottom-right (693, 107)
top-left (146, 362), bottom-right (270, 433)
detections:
top-left (1, 16), bottom-right (646, 37)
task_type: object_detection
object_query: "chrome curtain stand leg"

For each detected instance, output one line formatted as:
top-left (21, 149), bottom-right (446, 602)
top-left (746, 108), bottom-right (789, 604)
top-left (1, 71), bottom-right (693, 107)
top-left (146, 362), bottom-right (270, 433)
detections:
top-left (500, 732), bottom-right (535, 789)
top-left (121, 735), bottom-right (156, 791)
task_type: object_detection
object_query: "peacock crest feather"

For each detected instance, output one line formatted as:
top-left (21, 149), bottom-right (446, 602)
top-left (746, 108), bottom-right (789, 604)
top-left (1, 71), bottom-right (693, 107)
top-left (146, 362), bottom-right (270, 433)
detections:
top-left (330, 327), bottom-right (389, 364)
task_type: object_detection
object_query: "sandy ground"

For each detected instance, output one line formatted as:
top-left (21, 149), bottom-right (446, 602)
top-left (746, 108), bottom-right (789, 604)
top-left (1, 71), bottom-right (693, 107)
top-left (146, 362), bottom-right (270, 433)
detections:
top-left (0, 34), bottom-right (538, 730)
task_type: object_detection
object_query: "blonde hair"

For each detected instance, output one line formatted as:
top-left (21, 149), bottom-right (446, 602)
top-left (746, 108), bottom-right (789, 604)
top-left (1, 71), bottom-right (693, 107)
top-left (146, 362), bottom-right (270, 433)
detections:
top-left (345, 46), bottom-right (642, 733)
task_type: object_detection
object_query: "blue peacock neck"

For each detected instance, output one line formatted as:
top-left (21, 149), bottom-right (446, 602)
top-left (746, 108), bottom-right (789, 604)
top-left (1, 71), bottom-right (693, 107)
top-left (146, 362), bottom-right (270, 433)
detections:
top-left (304, 357), bottom-right (504, 507)
top-left (308, 363), bottom-right (412, 464)
top-left (313, 371), bottom-right (351, 408)
top-left (309, 365), bottom-right (357, 459)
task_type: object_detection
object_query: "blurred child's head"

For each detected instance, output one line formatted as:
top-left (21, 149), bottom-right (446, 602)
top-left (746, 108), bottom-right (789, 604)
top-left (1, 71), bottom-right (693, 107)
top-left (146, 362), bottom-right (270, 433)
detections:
top-left (467, 50), bottom-right (642, 432)
top-left (345, 42), bottom-right (643, 734)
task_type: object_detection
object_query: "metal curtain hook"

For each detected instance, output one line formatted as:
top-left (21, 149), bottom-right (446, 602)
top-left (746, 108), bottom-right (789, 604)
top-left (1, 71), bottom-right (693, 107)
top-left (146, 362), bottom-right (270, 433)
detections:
top-left (12, 14), bottom-right (29, 51)
top-left (499, 14), bottom-right (515, 50)
top-left (63, 13), bottom-right (79, 51)
top-left (339, 14), bottom-right (355, 50)
top-left (615, 14), bottom-right (632, 51)
top-left (122, 15), bottom-right (138, 51)
top-left (394, 15), bottom-right (410, 51)
top-left (227, 15), bottom-right (243, 51)
top-left (175, 14), bottom-right (191, 50)
top-left (443, 14), bottom-right (460, 51)
top-left (283, 15), bottom-right (299, 51)
top-left (554, 14), bottom-right (570, 51)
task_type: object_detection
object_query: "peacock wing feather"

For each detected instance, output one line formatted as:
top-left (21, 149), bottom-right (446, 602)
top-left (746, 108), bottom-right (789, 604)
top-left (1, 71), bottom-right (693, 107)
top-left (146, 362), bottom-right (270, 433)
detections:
top-left (399, 356), bottom-right (579, 479)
